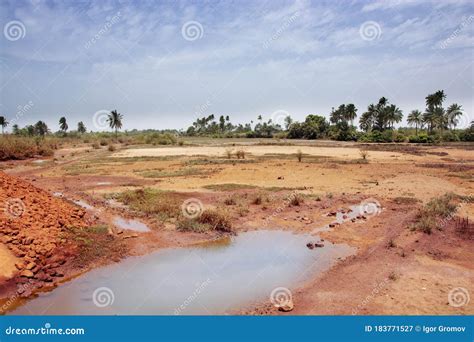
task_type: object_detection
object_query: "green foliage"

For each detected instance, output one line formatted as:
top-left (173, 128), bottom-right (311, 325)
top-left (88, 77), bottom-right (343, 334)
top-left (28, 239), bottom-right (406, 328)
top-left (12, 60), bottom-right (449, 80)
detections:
top-left (287, 115), bottom-right (329, 139)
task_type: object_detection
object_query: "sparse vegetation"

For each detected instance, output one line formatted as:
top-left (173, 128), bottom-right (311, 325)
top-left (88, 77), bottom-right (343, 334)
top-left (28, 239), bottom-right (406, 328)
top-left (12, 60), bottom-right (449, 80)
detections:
top-left (296, 149), bottom-right (303, 162)
top-left (289, 193), bottom-right (304, 206)
top-left (359, 149), bottom-right (369, 160)
top-left (236, 149), bottom-right (246, 159)
top-left (411, 193), bottom-right (459, 234)
top-left (112, 188), bottom-right (180, 220)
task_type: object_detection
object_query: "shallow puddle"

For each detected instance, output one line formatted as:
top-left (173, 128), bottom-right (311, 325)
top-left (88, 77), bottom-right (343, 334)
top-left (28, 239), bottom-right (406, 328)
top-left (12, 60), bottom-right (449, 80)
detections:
top-left (10, 230), bottom-right (355, 315)
top-left (72, 199), bottom-right (95, 211)
top-left (113, 217), bottom-right (151, 232)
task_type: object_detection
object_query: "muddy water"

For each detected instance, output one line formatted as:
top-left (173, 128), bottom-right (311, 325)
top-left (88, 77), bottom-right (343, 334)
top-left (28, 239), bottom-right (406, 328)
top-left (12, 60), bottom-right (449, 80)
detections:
top-left (11, 230), bottom-right (354, 315)
top-left (114, 217), bottom-right (151, 232)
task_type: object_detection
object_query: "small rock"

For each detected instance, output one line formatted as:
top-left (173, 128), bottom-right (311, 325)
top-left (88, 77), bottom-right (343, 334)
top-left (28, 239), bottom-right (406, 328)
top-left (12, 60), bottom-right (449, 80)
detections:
top-left (20, 270), bottom-right (34, 278)
top-left (306, 242), bottom-right (314, 250)
top-left (278, 300), bottom-right (294, 312)
top-left (314, 243), bottom-right (324, 248)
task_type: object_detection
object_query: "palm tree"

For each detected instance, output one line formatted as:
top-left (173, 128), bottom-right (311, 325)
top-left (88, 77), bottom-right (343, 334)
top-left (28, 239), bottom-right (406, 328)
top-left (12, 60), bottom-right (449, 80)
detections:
top-left (425, 90), bottom-right (445, 109)
top-left (107, 110), bottom-right (123, 139)
top-left (344, 104), bottom-right (357, 126)
top-left (386, 104), bottom-right (403, 129)
top-left (34, 121), bottom-right (49, 137)
top-left (423, 108), bottom-right (436, 134)
top-left (407, 110), bottom-right (423, 135)
top-left (0, 116), bottom-right (9, 134)
top-left (446, 104), bottom-right (463, 130)
top-left (433, 107), bottom-right (447, 131)
top-left (59, 116), bottom-right (68, 134)
top-left (77, 121), bottom-right (87, 134)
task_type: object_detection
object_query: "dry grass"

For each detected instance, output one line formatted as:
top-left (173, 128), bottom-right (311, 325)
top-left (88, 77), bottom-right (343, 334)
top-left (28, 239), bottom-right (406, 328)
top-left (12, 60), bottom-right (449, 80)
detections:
top-left (0, 136), bottom-right (56, 160)
top-left (112, 188), bottom-right (180, 219)
top-left (411, 193), bottom-right (459, 234)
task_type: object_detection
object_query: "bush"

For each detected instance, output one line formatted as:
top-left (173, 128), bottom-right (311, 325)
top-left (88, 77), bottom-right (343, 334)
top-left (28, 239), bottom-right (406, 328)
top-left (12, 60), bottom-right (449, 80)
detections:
top-left (236, 149), bottom-right (246, 159)
top-left (289, 193), bottom-right (304, 206)
top-left (108, 145), bottom-right (116, 152)
top-left (0, 136), bottom-right (56, 160)
top-left (411, 193), bottom-right (459, 234)
top-left (198, 209), bottom-right (233, 232)
top-left (145, 132), bottom-right (177, 145)
top-left (296, 149), bottom-right (303, 162)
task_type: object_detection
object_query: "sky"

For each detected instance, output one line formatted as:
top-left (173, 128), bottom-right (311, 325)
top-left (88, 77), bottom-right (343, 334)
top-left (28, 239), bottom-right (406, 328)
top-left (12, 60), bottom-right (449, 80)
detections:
top-left (0, 0), bottom-right (473, 132)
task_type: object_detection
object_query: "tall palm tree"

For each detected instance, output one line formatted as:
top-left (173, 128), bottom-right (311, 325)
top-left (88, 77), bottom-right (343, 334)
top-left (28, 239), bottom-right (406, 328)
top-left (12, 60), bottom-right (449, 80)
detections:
top-left (77, 121), bottom-right (87, 134)
top-left (0, 116), bottom-right (8, 134)
top-left (386, 104), bottom-right (403, 129)
top-left (446, 104), bottom-right (463, 130)
top-left (59, 116), bottom-right (68, 134)
top-left (107, 110), bottom-right (123, 139)
top-left (407, 110), bottom-right (423, 135)
top-left (425, 90), bottom-right (445, 109)
top-left (344, 104), bottom-right (357, 126)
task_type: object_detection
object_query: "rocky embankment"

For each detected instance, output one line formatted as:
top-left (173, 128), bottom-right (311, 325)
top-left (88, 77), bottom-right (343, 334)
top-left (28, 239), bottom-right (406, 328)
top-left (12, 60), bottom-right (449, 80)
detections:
top-left (0, 171), bottom-right (93, 302)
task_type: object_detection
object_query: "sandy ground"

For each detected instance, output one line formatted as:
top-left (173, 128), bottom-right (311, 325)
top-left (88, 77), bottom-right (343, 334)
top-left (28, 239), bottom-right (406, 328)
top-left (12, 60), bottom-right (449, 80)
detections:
top-left (1, 139), bottom-right (473, 314)
top-left (0, 244), bottom-right (18, 279)
top-left (114, 145), bottom-right (418, 161)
